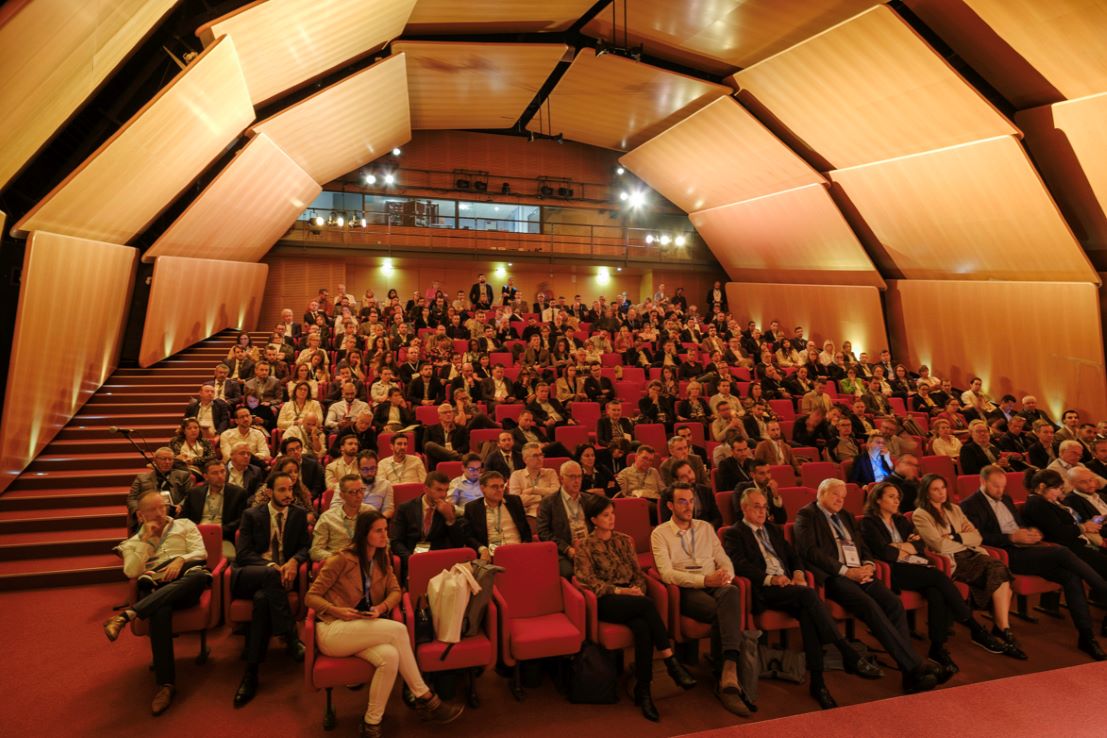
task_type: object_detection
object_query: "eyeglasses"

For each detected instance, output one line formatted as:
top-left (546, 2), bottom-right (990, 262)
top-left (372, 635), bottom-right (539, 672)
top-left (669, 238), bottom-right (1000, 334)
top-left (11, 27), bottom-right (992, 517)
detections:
top-left (465, 467), bottom-right (482, 473)
top-left (746, 504), bottom-right (768, 511)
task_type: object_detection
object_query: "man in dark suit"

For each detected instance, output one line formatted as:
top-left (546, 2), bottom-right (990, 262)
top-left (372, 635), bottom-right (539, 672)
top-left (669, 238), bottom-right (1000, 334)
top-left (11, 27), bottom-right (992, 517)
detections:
top-left (723, 488), bottom-right (882, 709)
top-left (484, 431), bottom-right (523, 478)
top-left (480, 364), bottom-right (517, 412)
top-left (1065, 466), bottom-right (1107, 538)
top-left (1086, 439), bottom-right (1107, 481)
top-left (372, 388), bottom-right (417, 432)
top-left (1024, 469), bottom-right (1107, 581)
top-left (184, 385), bottom-right (231, 435)
top-left (537, 460), bottom-right (601, 578)
top-left (658, 459), bottom-right (722, 529)
top-left (1027, 420), bottom-right (1058, 469)
top-left (1018, 395), bottom-right (1057, 430)
top-left (793, 479), bottom-right (938, 693)
top-left (211, 363), bottom-right (243, 405)
top-left (422, 403), bottom-right (471, 468)
top-left (716, 437), bottom-right (754, 493)
top-left (389, 471), bottom-right (467, 581)
top-left (583, 363), bottom-right (615, 405)
top-left (883, 454), bottom-right (921, 513)
top-left (732, 460), bottom-right (787, 526)
top-left (280, 436), bottom-right (325, 500)
top-left (463, 471), bottom-right (533, 557)
top-left (231, 472), bottom-right (310, 707)
top-left (126, 448), bottom-right (195, 533)
top-left (182, 459), bottom-right (247, 560)
top-left (596, 399), bottom-right (634, 447)
top-left (469, 274), bottom-right (493, 309)
top-left (961, 465), bottom-right (1107, 660)
top-left (407, 363), bottom-right (445, 407)
top-left (511, 410), bottom-right (573, 458)
top-left (527, 382), bottom-right (572, 429)
top-left (960, 421), bottom-right (1014, 476)
top-left (226, 346), bottom-right (255, 383)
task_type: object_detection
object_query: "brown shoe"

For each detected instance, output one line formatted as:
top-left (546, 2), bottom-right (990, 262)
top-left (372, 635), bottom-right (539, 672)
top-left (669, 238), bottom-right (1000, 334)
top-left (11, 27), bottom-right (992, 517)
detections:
top-left (719, 660), bottom-right (741, 694)
top-left (416, 693), bottom-right (464, 724)
top-left (151, 685), bottom-right (175, 716)
top-left (103, 613), bottom-right (131, 642)
top-left (715, 685), bottom-right (751, 717)
top-left (359, 721), bottom-right (382, 738)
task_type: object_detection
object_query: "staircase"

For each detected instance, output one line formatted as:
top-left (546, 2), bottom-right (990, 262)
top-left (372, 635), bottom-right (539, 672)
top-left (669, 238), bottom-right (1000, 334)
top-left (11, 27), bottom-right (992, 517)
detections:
top-left (0, 329), bottom-right (258, 590)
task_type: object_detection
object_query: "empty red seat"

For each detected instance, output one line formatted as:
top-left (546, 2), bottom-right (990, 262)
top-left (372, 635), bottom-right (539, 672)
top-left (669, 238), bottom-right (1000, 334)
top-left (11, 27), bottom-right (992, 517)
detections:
top-left (634, 423), bottom-right (667, 451)
top-left (470, 428), bottom-right (503, 453)
top-left (415, 405), bottom-right (439, 426)
top-left (555, 424), bottom-right (591, 451)
top-left (768, 464), bottom-right (797, 487)
top-left (777, 486), bottom-right (815, 521)
top-left (769, 399), bottom-right (795, 420)
top-left (800, 461), bottom-right (843, 489)
top-left (494, 404), bottom-right (524, 424)
top-left (570, 402), bottom-right (600, 429)
top-left (613, 497), bottom-right (655, 569)
top-left (393, 482), bottom-right (424, 506)
top-left (920, 455), bottom-right (956, 486)
top-left (436, 460), bottom-right (463, 478)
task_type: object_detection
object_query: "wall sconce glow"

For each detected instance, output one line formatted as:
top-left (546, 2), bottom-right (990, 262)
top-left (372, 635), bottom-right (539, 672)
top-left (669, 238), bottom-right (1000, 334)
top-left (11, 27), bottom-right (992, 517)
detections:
top-left (494, 265), bottom-right (507, 278)
top-left (391, 148), bottom-right (402, 156)
top-left (596, 267), bottom-right (611, 285)
top-left (674, 234), bottom-right (687, 247)
top-left (645, 234), bottom-right (654, 244)
top-left (659, 234), bottom-right (671, 246)
top-left (336, 214), bottom-right (345, 227)
top-left (381, 258), bottom-right (394, 276)
top-left (383, 173), bottom-right (396, 185)
top-left (627, 190), bottom-right (647, 208)
top-left (619, 191), bottom-right (629, 201)
top-left (616, 166), bottom-right (625, 175)
top-left (364, 173), bottom-right (377, 185)
top-left (312, 214), bottom-right (324, 226)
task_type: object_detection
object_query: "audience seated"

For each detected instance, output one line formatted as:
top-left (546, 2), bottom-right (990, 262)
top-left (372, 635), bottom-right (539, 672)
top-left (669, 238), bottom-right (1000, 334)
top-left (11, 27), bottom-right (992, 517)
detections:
top-left (732, 460), bottom-right (786, 525)
top-left (447, 453), bottom-right (485, 510)
top-left (659, 459), bottom-right (722, 528)
top-left (182, 459), bottom-right (247, 560)
top-left (169, 418), bottom-right (217, 475)
top-left (537, 461), bottom-right (601, 578)
top-left (485, 430), bottom-right (523, 478)
top-left (377, 434), bottom-right (427, 485)
top-left (464, 471), bottom-right (532, 557)
top-left (220, 406), bottom-right (271, 462)
top-left (184, 384), bottom-right (231, 438)
top-left (389, 471), bottom-right (466, 581)
top-left (127, 447), bottom-right (194, 533)
top-left (616, 445), bottom-right (664, 508)
top-left (310, 475), bottom-right (370, 561)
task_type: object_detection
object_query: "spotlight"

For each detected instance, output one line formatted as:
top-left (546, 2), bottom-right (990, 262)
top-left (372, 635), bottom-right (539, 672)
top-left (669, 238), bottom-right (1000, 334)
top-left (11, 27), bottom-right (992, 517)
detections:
top-left (627, 190), bottom-right (647, 208)
top-left (312, 214), bottom-right (324, 227)
top-left (501, 182), bottom-right (511, 195)
top-left (455, 178), bottom-right (471, 189)
top-left (381, 258), bottom-right (394, 276)
top-left (364, 173), bottom-right (377, 185)
top-left (557, 186), bottom-right (573, 198)
top-left (391, 147), bottom-right (402, 156)
top-left (383, 173), bottom-right (396, 185)
top-left (494, 265), bottom-right (507, 278)
top-left (674, 234), bottom-right (687, 246)
top-left (539, 185), bottom-right (554, 197)
top-left (596, 266), bottom-right (611, 285)
top-left (616, 166), bottom-right (625, 175)
top-left (659, 234), bottom-right (671, 245)
top-left (619, 191), bottom-right (629, 201)
top-left (459, 203), bottom-right (470, 211)
top-left (474, 181), bottom-right (488, 192)
top-left (645, 234), bottom-right (654, 244)
top-left (616, 267), bottom-right (622, 272)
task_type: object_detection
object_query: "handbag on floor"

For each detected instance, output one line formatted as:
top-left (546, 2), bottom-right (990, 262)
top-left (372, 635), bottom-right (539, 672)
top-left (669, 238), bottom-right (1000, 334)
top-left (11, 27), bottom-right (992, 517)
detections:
top-left (759, 646), bottom-right (806, 683)
top-left (567, 642), bottom-right (618, 704)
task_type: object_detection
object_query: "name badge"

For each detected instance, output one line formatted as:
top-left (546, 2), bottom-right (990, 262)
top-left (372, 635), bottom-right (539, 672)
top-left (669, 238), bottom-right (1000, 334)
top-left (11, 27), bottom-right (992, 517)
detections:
top-left (842, 543), bottom-right (862, 568)
top-left (677, 560), bottom-right (704, 573)
top-left (414, 541), bottom-right (431, 555)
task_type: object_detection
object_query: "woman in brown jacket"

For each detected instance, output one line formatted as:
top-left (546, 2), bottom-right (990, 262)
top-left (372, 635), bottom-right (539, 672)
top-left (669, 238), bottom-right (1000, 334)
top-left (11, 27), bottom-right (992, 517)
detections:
top-left (306, 510), bottom-right (462, 737)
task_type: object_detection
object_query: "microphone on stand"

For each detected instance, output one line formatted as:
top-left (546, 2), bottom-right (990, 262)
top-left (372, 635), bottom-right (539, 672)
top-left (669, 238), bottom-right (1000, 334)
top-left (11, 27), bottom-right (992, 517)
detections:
top-left (110, 426), bottom-right (135, 434)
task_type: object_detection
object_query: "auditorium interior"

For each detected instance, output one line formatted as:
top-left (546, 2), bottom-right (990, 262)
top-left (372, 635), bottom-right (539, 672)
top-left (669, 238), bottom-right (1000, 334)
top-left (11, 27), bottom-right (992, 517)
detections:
top-left (2, 1), bottom-right (1107, 737)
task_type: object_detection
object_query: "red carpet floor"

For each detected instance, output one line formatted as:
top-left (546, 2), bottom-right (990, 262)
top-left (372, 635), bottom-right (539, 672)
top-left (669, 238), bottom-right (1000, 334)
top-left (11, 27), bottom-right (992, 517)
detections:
top-left (1, 581), bottom-right (1102, 737)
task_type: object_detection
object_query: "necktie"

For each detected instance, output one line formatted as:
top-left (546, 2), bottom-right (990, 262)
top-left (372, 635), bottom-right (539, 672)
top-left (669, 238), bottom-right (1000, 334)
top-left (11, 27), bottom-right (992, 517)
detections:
top-left (757, 527), bottom-right (780, 562)
top-left (271, 511), bottom-right (285, 563)
top-left (830, 513), bottom-right (851, 542)
top-left (423, 505), bottom-right (434, 537)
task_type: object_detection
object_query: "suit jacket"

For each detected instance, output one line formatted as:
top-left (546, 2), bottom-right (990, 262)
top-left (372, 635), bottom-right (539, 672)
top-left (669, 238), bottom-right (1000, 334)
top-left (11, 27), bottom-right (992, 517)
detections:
top-left (462, 496), bottom-right (532, 549)
top-left (233, 503), bottom-right (310, 583)
top-left (960, 490), bottom-right (1022, 549)
top-left (423, 424), bottom-right (469, 455)
top-left (226, 462), bottom-right (263, 495)
top-left (127, 469), bottom-right (194, 526)
top-left (583, 375), bottom-right (615, 404)
top-left (862, 391), bottom-right (892, 416)
top-left (959, 441), bottom-right (1004, 476)
top-left (300, 456), bottom-right (326, 499)
top-left (733, 481), bottom-right (787, 525)
top-left (389, 496), bottom-right (466, 560)
top-left (485, 448), bottom-right (524, 477)
top-left (211, 378), bottom-right (243, 404)
top-left (537, 490), bottom-right (602, 559)
top-left (227, 357), bottom-right (255, 382)
top-left (997, 431), bottom-right (1032, 455)
top-left (884, 472), bottom-right (921, 513)
top-left (859, 513), bottom-right (925, 577)
top-left (850, 451), bottom-right (893, 485)
top-left (637, 396), bottom-right (675, 424)
top-left (596, 416), bottom-right (633, 447)
top-left (721, 521), bottom-right (803, 612)
top-left (182, 483), bottom-right (247, 543)
top-left (479, 376), bottom-right (517, 410)
top-left (527, 397), bottom-right (570, 426)
top-left (469, 282), bottom-right (494, 307)
top-left (372, 402), bottom-right (416, 430)
top-left (1028, 442), bottom-right (1055, 469)
top-left (511, 425), bottom-right (550, 449)
top-left (183, 398), bottom-right (231, 434)
top-left (407, 376), bottom-right (445, 406)
top-left (1065, 491), bottom-right (1107, 526)
top-left (716, 456), bottom-right (752, 493)
top-left (793, 501), bottom-right (875, 585)
top-left (1022, 494), bottom-right (1087, 550)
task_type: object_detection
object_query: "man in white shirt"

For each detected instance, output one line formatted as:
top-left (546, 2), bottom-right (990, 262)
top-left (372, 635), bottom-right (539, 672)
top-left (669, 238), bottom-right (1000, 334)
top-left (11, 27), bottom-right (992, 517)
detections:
top-left (369, 367), bottom-right (398, 407)
top-left (651, 484), bottom-right (749, 717)
top-left (311, 475), bottom-right (370, 561)
top-left (615, 445), bottom-right (664, 504)
top-left (1049, 441), bottom-right (1107, 490)
top-left (378, 435), bottom-right (427, 484)
top-left (325, 435), bottom-right (361, 492)
top-left (220, 406), bottom-right (271, 461)
top-left (103, 491), bottom-right (210, 715)
top-left (325, 382), bottom-right (370, 433)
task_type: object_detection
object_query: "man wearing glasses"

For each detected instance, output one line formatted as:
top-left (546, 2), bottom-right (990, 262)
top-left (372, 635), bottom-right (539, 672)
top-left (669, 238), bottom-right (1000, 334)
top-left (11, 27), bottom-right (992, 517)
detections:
top-left (449, 453), bottom-right (486, 513)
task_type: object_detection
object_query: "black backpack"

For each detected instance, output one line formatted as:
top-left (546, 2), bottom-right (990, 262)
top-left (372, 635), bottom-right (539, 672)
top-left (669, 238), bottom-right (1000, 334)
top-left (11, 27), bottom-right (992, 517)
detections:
top-left (567, 643), bottom-right (618, 704)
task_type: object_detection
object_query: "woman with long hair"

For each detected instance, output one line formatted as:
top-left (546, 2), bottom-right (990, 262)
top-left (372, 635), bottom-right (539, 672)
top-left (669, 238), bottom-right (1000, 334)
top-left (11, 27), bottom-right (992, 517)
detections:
top-left (861, 482), bottom-right (1009, 679)
top-left (307, 511), bottom-right (463, 736)
top-left (277, 381), bottom-right (324, 431)
top-left (912, 474), bottom-right (1024, 659)
top-left (576, 443), bottom-right (616, 497)
top-left (169, 418), bottom-right (215, 473)
top-left (287, 362), bottom-right (319, 402)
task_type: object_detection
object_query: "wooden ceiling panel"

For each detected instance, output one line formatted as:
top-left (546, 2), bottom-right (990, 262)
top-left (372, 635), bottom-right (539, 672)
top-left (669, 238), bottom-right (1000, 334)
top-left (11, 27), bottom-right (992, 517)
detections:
top-left (582, 0), bottom-right (875, 75)
top-left (528, 49), bottom-right (731, 151)
top-left (250, 53), bottom-right (410, 185)
top-left (620, 96), bottom-right (824, 212)
top-left (393, 41), bottom-right (566, 130)
top-left (830, 135), bottom-right (1098, 282)
top-left (404, 0), bottom-right (596, 34)
top-left (12, 36), bottom-right (254, 244)
top-left (197, 0), bottom-right (415, 106)
top-left (689, 184), bottom-right (885, 287)
top-left (1017, 92), bottom-right (1107, 270)
top-left (145, 133), bottom-right (320, 264)
top-left (732, 5), bottom-right (1018, 169)
top-left (0, 0), bottom-right (177, 189)
top-left (905, 0), bottom-right (1107, 108)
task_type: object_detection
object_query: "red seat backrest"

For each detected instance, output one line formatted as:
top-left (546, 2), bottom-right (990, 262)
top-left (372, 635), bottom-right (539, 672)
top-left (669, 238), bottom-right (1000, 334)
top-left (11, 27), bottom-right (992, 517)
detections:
top-left (843, 483), bottom-right (865, 516)
top-left (634, 423), bottom-right (667, 451)
top-left (493, 542), bottom-right (564, 618)
top-left (801, 461), bottom-right (843, 489)
top-left (437, 461), bottom-right (463, 478)
top-left (555, 425), bottom-right (590, 451)
top-left (716, 491), bottom-right (735, 527)
top-left (393, 482), bottom-right (424, 506)
top-left (571, 402), bottom-right (601, 428)
top-left (543, 456), bottom-right (570, 471)
top-left (495, 404), bottom-right (524, 423)
top-left (470, 428), bottom-right (502, 453)
top-left (613, 498), bottom-right (652, 555)
top-left (769, 399), bottom-right (795, 420)
top-left (415, 406), bottom-right (439, 426)
top-left (408, 548), bottom-right (477, 600)
top-left (769, 464), bottom-right (797, 487)
top-left (490, 352), bottom-right (514, 367)
top-left (777, 486), bottom-right (815, 520)
top-left (674, 422), bottom-right (706, 448)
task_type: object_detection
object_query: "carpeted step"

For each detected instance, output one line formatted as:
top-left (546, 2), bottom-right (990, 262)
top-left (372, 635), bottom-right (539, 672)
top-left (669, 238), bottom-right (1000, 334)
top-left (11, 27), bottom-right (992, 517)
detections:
top-left (0, 529), bottom-right (122, 559)
top-left (0, 554), bottom-right (122, 590)
top-left (7, 468), bottom-right (144, 491)
top-left (0, 507), bottom-right (126, 527)
top-left (40, 438), bottom-right (145, 454)
top-left (56, 424), bottom-right (177, 440)
top-left (27, 453), bottom-right (153, 473)
top-left (0, 488), bottom-right (129, 510)
top-left (70, 412), bottom-right (180, 427)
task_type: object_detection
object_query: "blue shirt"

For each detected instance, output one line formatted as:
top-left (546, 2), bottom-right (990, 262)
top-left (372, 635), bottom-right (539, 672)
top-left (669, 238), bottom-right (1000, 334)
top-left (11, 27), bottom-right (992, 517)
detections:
top-left (449, 475), bottom-right (484, 508)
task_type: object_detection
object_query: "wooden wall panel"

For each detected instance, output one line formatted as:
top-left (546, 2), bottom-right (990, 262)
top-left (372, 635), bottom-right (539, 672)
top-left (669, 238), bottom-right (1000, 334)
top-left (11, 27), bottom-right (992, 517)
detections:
top-left (582, 0), bottom-right (874, 75)
top-left (197, 0), bottom-right (415, 105)
top-left (528, 49), bottom-right (732, 151)
top-left (906, 0), bottom-right (1107, 108)
top-left (690, 184), bottom-right (884, 288)
top-left (258, 256), bottom-right (350, 331)
top-left (725, 282), bottom-right (888, 356)
top-left (250, 53), bottom-right (410, 185)
top-left (144, 133), bottom-right (320, 263)
top-left (404, 0), bottom-right (594, 34)
top-left (139, 256), bottom-right (268, 367)
top-left (830, 136), bottom-right (1098, 282)
top-left (620, 96), bottom-right (824, 212)
top-left (393, 41), bottom-right (566, 130)
top-left (886, 280), bottom-right (1107, 420)
top-left (1017, 92), bottom-right (1107, 270)
top-left (0, 0), bottom-right (177, 189)
top-left (12, 36), bottom-right (254, 244)
top-left (732, 5), bottom-right (1017, 169)
top-left (0, 232), bottom-right (136, 494)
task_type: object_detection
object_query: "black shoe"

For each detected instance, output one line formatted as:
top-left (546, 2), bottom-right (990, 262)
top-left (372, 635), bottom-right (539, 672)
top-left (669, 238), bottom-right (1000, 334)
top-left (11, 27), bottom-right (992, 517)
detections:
top-left (664, 656), bottom-right (697, 690)
top-left (970, 629), bottom-right (1006, 654)
top-left (1002, 641), bottom-right (1029, 660)
top-left (992, 626), bottom-right (1019, 647)
top-left (902, 665), bottom-right (937, 694)
top-left (285, 636), bottom-right (305, 662)
top-left (810, 683), bottom-right (838, 710)
top-left (1078, 636), bottom-right (1107, 661)
top-left (929, 649), bottom-right (958, 684)
top-left (635, 685), bottom-right (660, 722)
top-left (234, 671), bottom-right (258, 708)
top-left (844, 656), bottom-right (883, 680)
